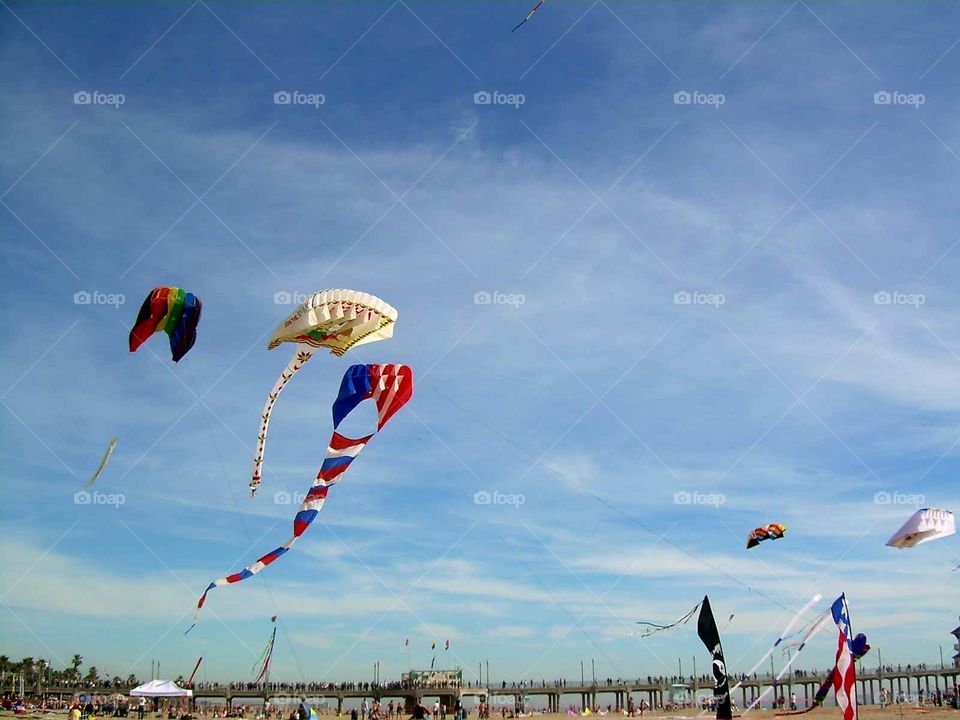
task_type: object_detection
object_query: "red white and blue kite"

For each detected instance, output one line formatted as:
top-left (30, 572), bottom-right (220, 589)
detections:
top-left (832, 593), bottom-right (857, 720)
top-left (192, 364), bottom-right (413, 627)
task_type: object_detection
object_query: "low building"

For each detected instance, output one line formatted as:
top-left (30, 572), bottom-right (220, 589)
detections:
top-left (952, 617), bottom-right (960, 668)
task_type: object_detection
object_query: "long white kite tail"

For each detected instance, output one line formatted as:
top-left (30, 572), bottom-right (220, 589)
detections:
top-left (741, 609), bottom-right (830, 716)
top-left (249, 344), bottom-right (315, 497)
top-left (732, 594), bottom-right (823, 694)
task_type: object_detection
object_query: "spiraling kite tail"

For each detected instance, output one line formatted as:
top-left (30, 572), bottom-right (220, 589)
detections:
top-left (732, 594), bottom-right (822, 693)
top-left (249, 344), bottom-right (315, 497)
top-left (253, 628), bottom-right (276, 685)
top-left (743, 610), bottom-right (830, 716)
top-left (635, 600), bottom-right (702, 638)
top-left (195, 364), bottom-right (414, 628)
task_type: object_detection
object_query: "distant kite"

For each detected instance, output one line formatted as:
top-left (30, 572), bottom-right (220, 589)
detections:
top-left (512, 0), bottom-right (544, 31)
top-left (129, 287), bottom-right (202, 362)
top-left (746, 523), bottom-right (786, 549)
top-left (86, 437), bottom-right (118, 487)
top-left (885, 508), bottom-right (955, 548)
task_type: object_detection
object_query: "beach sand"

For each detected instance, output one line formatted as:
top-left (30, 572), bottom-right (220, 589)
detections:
top-left (4, 709), bottom-right (957, 720)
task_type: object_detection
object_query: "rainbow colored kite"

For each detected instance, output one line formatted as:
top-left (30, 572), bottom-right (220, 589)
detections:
top-left (129, 286), bottom-right (202, 362)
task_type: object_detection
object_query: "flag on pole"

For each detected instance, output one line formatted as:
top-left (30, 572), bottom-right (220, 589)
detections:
top-left (831, 594), bottom-right (857, 720)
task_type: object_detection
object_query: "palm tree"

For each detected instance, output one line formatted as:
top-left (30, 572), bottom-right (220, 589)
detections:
top-left (18, 658), bottom-right (36, 684)
top-left (85, 666), bottom-right (99, 685)
top-left (71, 655), bottom-right (83, 684)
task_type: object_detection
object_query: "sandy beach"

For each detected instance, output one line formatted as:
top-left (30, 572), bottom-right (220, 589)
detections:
top-left (4, 709), bottom-right (958, 720)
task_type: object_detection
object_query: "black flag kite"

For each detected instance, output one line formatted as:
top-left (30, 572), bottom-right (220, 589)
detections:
top-left (697, 595), bottom-right (732, 720)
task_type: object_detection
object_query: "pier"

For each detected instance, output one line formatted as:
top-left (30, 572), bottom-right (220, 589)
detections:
top-left (38, 666), bottom-right (960, 713)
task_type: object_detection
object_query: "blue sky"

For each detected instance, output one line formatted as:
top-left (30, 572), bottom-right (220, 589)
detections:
top-left (2, 0), bottom-right (959, 689)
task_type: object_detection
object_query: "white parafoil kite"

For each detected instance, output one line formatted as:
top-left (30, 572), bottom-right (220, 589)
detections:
top-left (249, 289), bottom-right (398, 497)
top-left (885, 507), bottom-right (955, 548)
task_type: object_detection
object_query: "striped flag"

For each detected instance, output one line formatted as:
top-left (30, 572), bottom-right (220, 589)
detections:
top-left (831, 594), bottom-right (857, 720)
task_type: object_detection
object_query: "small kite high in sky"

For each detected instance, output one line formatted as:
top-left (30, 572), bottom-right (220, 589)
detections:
top-left (129, 287), bottom-right (202, 362)
top-left (250, 289), bottom-right (398, 497)
top-left (86, 437), bottom-right (118, 487)
top-left (193, 363), bottom-right (413, 627)
top-left (885, 507), bottom-right (955, 548)
top-left (746, 523), bottom-right (786, 549)
top-left (512, 0), bottom-right (544, 31)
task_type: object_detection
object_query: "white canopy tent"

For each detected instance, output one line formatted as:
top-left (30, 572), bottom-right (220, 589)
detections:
top-left (129, 680), bottom-right (193, 698)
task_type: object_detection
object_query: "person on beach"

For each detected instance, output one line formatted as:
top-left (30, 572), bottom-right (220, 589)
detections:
top-left (409, 702), bottom-right (430, 720)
